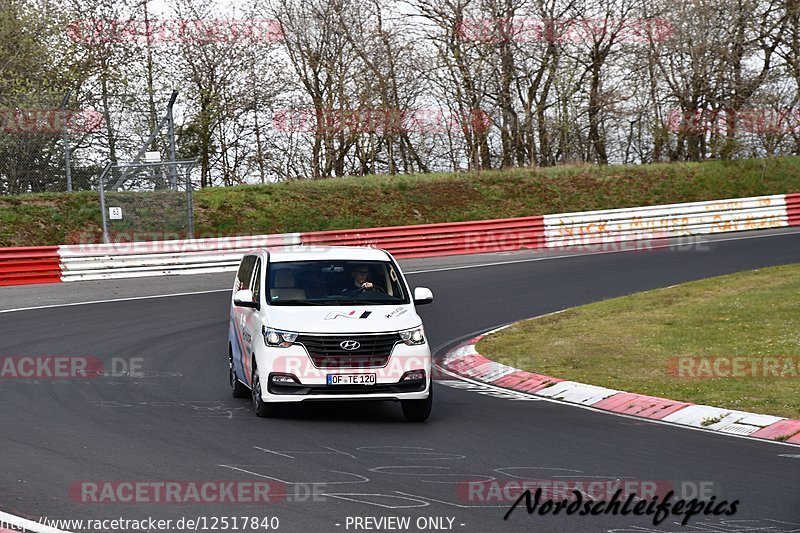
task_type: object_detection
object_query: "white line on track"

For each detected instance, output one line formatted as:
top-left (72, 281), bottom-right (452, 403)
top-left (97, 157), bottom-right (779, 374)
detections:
top-left (1, 228), bottom-right (799, 315)
top-left (0, 288), bottom-right (230, 315)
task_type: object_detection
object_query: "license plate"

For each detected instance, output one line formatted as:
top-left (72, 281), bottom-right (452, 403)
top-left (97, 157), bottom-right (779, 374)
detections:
top-left (327, 373), bottom-right (376, 386)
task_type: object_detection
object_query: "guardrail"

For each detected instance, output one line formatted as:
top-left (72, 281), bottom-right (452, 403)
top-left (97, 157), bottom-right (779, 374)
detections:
top-left (301, 216), bottom-right (546, 258)
top-left (0, 246), bottom-right (61, 286)
top-left (543, 195), bottom-right (788, 248)
top-left (788, 193), bottom-right (800, 226)
top-left (58, 233), bottom-right (301, 282)
top-left (0, 193), bottom-right (797, 286)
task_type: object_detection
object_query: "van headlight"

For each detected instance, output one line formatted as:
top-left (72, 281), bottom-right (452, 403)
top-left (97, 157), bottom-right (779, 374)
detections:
top-left (263, 327), bottom-right (299, 348)
top-left (399, 326), bottom-right (425, 346)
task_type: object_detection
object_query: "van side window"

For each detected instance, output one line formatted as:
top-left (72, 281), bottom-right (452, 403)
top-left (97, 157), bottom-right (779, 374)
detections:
top-left (236, 255), bottom-right (257, 291)
top-left (252, 260), bottom-right (262, 304)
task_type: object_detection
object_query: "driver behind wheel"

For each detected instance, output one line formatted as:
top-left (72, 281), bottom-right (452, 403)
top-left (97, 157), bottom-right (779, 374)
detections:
top-left (342, 264), bottom-right (374, 294)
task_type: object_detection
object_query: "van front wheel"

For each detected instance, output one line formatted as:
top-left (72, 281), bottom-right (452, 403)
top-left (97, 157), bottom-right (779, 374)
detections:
top-left (251, 361), bottom-right (279, 418)
top-left (229, 346), bottom-right (249, 399)
top-left (401, 382), bottom-right (433, 422)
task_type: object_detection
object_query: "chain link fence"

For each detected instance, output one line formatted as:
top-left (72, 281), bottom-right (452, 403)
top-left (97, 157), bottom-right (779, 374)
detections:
top-left (0, 92), bottom-right (98, 194)
top-left (0, 91), bottom-right (179, 195)
top-left (98, 160), bottom-right (198, 244)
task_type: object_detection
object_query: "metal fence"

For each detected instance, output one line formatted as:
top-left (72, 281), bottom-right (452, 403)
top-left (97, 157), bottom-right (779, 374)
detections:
top-left (0, 91), bottom-right (177, 195)
top-left (0, 92), bottom-right (94, 194)
top-left (99, 160), bottom-right (198, 244)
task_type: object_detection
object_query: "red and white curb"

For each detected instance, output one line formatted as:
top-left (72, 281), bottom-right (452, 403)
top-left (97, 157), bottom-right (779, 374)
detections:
top-left (440, 327), bottom-right (800, 446)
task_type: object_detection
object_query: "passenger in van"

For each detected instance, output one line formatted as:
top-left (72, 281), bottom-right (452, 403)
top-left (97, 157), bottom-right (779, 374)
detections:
top-left (303, 269), bottom-right (330, 299)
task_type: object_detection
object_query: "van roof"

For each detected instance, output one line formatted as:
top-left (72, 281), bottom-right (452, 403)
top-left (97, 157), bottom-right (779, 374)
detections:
top-left (255, 246), bottom-right (392, 263)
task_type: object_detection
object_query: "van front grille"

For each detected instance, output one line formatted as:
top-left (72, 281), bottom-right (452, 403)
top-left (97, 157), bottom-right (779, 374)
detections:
top-left (296, 333), bottom-right (401, 368)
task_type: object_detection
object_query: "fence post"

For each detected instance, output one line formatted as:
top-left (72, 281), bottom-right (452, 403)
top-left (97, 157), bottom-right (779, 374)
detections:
top-left (168, 103), bottom-right (178, 189)
top-left (98, 161), bottom-right (113, 244)
top-left (61, 90), bottom-right (73, 192)
top-left (186, 162), bottom-right (196, 239)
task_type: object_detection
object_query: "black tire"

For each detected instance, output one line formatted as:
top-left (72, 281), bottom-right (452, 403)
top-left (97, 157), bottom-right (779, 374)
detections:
top-left (251, 361), bottom-right (279, 418)
top-left (229, 346), bottom-right (250, 399)
top-left (401, 380), bottom-right (433, 422)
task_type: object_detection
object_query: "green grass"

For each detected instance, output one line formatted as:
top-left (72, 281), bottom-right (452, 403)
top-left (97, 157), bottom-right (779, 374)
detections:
top-left (1, 156), bottom-right (800, 246)
top-left (476, 264), bottom-right (800, 419)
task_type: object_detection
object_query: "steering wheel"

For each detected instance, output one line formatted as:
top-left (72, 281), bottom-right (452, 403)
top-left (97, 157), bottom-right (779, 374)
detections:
top-left (346, 285), bottom-right (386, 295)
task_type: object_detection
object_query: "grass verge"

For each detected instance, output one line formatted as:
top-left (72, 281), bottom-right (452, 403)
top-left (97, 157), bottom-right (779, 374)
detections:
top-left (1, 156), bottom-right (799, 247)
top-left (476, 263), bottom-right (800, 419)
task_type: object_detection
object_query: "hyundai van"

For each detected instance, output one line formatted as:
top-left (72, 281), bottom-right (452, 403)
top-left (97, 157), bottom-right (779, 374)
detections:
top-left (228, 246), bottom-right (434, 421)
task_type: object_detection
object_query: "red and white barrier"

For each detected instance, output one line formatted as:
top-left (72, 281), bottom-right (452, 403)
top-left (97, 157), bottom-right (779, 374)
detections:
top-left (58, 233), bottom-right (301, 282)
top-left (301, 216), bottom-right (545, 258)
top-left (0, 246), bottom-right (61, 286)
top-left (544, 194), bottom-right (788, 247)
top-left (788, 192), bottom-right (800, 226)
top-left (0, 192), bottom-right (798, 286)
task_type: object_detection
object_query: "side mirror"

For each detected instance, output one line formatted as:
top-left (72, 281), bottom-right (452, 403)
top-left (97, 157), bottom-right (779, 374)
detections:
top-left (233, 289), bottom-right (259, 309)
top-left (413, 287), bottom-right (434, 306)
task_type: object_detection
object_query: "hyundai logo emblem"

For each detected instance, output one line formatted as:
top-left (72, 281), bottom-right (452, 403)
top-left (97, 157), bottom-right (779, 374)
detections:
top-left (340, 340), bottom-right (361, 351)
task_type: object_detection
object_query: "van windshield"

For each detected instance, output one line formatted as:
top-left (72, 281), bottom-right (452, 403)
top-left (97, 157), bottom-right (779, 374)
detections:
top-left (267, 260), bottom-right (410, 306)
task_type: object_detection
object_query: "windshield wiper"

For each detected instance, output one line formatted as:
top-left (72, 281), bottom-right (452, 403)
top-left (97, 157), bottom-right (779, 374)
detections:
top-left (344, 299), bottom-right (403, 305)
top-left (271, 300), bottom-right (326, 306)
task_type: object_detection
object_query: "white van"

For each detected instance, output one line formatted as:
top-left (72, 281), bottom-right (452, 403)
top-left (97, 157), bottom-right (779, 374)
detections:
top-left (228, 246), bottom-right (434, 421)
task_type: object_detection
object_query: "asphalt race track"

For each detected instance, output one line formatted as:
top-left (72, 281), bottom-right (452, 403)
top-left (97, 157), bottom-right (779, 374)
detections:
top-left (2, 231), bottom-right (800, 533)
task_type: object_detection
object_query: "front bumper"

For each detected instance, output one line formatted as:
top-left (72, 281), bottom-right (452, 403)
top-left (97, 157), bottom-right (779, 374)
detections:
top-left (254, 342), bottom-right (431, 403)
top-left (266, 373), bottom-right (429, 402)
